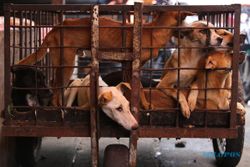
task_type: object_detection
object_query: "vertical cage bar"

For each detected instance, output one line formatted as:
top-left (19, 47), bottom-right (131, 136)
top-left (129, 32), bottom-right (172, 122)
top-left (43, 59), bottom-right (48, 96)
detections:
top-left (230, 4), bottom-right (241, 129)
top-left (4, 3), bottom-right (11, 120)
top-left (19, 11), bottom-right (23, 60)
top-left (24, 10), bottom-right (27, 56)
top-left (176, 11), bottom-right (182, 127)
top-left (12, 10), bottom-right (16, 65)
top-left (29, 10), bottom-right (33, 55)
top-left (129, 2), bottom-right (142, 167)
top-left (59, 10), bottom-right (65, 106)
top-left (90, 4), bottom-right (99, 167)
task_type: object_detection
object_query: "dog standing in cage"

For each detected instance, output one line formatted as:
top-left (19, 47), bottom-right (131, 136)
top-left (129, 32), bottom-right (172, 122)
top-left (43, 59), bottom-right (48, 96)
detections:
top-left (187, 50), bottom-right (246, 116)
top-left (157, 20), bottom-right (223, 118)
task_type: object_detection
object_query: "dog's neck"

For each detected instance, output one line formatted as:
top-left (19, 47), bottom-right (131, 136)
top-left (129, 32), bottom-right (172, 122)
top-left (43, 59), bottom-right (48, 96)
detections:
top-left (150, 12), bottom-right (180, 49)
top-left (207, 71), bottom-right (230, 88)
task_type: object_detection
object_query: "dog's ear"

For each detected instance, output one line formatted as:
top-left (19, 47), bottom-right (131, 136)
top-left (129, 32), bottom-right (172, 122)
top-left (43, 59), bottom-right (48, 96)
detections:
top-left (99, 91), bottom-right (113, 105)
top-left (178, 11), bottom-right (197, 21)
top-left (205, 56), bottom-right (217, 69)
top-left (116, 82), bottom-right (131, 93)
top-left (116, 82), bottom-right (132, 100)
top-left (173, 29), bottom-right (193, 39)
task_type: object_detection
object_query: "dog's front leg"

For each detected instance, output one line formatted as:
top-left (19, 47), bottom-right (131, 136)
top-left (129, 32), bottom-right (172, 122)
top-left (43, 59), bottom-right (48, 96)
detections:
top-left (187, 82), bottom-right (199, 112)
top-left (157, 78), bottom-right (191, 118)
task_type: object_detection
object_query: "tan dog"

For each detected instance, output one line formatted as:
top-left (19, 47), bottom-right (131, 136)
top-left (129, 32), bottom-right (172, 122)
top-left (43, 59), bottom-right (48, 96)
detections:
top-left (215, 29), bottom-right (234, 48)
top-left (157, 20), bottom-right (223, 118)
top-left (187, 51), bottom-right (245, 116)
top-left (17, 11), bottom-right (194, 105)
top-left (64, 75), bottom-right (142, 130)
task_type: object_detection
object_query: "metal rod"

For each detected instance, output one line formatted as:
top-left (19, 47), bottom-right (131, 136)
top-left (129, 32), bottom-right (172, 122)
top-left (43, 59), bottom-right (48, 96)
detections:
top-left (230, 4), bottom-right (241, 129)
top-left (4, 3), bottom-right (11, 120)
top-left (129, 2), bottom-right (142, 167)
top-left (90, 4), bottom-right (99, 167)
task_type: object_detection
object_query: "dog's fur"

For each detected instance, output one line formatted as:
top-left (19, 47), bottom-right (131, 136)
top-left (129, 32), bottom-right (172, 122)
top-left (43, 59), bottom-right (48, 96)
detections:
top-left (64, 75), bottom-right (139, 130)
top-left (17, 11), bottom-right (194, 105)
top-left (187, 51), bottom-right (245, 115)
top-left (11, 66), bottom-right (53, 109)
top-left (156, 20), bottom-right (223, 118)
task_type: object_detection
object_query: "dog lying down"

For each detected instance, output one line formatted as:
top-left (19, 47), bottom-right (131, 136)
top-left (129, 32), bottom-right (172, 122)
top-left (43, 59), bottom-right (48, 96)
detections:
top-left (64, 75), bottom-right (140, 130)
top-left (11, 66), bottom-right (53, 110)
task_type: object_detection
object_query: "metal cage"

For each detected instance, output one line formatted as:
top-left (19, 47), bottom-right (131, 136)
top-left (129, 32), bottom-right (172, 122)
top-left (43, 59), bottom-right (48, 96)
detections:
top-left (2, 3), bottom-right (244, 167)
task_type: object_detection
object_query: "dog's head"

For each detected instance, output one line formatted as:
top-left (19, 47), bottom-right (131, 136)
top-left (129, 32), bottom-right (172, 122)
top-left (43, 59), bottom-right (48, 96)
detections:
top-left (215, 29), bottom-right (234, 48)
top-left (174, 20), bottom-right (223, 46)
top-left (12, 66), bottom-right (53, 107)
top-left (205, 50), bottom-right (246, 72)
top-left (215, 29), bottom-right (246, 49)
top-left (98, 82), bottom-right (138, 130)
top-left (205, 51), bottom-right (232, 73)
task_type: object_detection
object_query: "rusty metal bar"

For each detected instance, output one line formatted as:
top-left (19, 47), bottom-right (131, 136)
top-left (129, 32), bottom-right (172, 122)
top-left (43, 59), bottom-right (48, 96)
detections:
top-left (230, 4), bottom-right (241, 129)
top-left (59, 10), bottom-right (65, 106)
top-left (12, 10), bottom-right (16, 65)
top-left (1, 125), bottom-right (238, 138)
top-left (129, 2), bottom-right (142, 167)
top-left (138, 127), bottom-right (238, 138)
top-left (9, 4), bottom-right (239, 12)
top-left (4, 3), bottom-right (11, 120)
top-left (19, 11), bottom-right (23, 60)
top-left (90, 4), bottom-right (99, 167)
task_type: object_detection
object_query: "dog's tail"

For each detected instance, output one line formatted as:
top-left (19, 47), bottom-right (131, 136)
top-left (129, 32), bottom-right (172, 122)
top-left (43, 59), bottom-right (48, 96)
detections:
top-left (17, 30), bottom-right (54, 65)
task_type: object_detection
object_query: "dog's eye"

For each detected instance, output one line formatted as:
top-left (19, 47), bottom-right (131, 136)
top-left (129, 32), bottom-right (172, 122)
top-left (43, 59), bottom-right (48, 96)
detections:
top-left (116, 106), bottom-right (123, 112)
top-left (199, 29), bottom-right (207, 34)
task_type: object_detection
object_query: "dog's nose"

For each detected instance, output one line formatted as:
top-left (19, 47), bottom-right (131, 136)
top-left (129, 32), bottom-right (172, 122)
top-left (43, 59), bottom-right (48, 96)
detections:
top-left (217, 37), bottom-right (223, 44)
top-left (131, 123), bottom-right (139, 130)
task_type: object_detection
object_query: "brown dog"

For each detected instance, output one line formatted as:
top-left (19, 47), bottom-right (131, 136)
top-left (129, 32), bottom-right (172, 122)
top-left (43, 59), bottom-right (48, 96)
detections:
top-left (17, 11), bottom-right (194, 105)
top-left (187, 51), bottom-right (245, 116)
top-left (157, 21), bottom-right (223, 118)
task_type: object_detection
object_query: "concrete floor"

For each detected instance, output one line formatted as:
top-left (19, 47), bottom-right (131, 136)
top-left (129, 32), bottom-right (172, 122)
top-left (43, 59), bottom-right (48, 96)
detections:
top-left (36, 107), bottom-right (250, 167)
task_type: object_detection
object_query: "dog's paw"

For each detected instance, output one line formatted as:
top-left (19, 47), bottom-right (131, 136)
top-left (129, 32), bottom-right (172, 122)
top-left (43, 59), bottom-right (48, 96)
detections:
top-left (180, 101), bottom-right (191, 118)
top-left (188, 97), bottom-right (196, 112)
top-left (236, 102), bottom-right (246, 116)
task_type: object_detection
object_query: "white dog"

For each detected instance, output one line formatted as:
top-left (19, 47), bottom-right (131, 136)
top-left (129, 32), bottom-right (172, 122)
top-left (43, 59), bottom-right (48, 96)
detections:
top-left (64, 75), bottom-right (138, 130)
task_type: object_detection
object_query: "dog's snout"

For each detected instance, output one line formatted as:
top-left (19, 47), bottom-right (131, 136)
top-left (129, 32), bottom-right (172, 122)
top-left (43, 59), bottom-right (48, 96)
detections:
top-left (217, 37), bottom-right (223, 44)
top-left (131, 123), bottom-right (139, 130)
